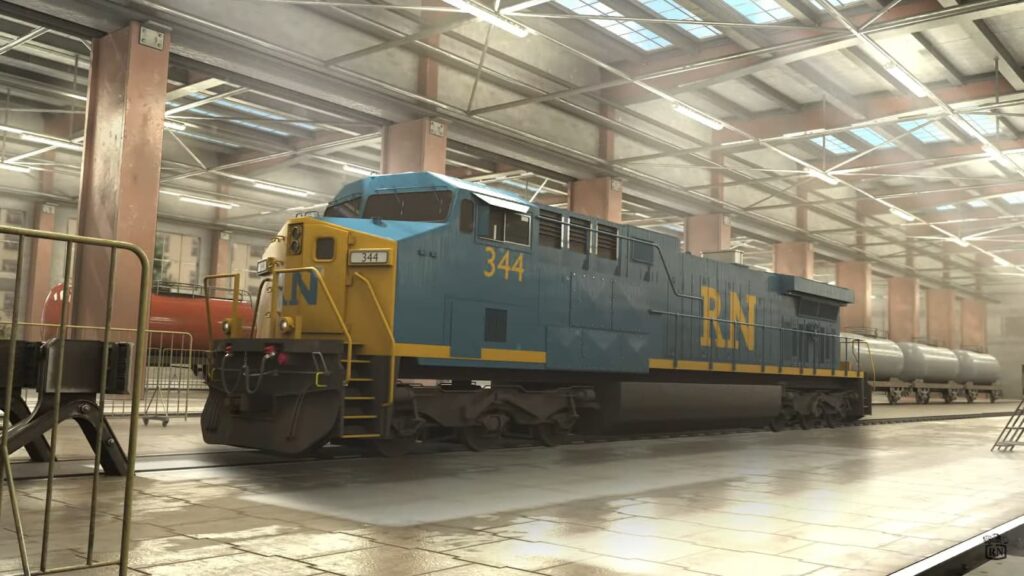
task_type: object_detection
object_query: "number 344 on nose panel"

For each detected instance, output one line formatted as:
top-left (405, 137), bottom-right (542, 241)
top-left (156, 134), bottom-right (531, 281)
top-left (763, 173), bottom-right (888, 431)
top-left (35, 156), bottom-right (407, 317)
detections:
top-left (483, 246), bottom-right (525, 282)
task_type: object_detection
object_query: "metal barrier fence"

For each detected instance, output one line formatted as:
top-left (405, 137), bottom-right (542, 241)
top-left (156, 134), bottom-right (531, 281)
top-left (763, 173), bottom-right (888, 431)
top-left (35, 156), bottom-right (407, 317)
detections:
top-left (1, 323), bottom-right (203, 426)
top-left (1, 224), bottom-right (150, 576)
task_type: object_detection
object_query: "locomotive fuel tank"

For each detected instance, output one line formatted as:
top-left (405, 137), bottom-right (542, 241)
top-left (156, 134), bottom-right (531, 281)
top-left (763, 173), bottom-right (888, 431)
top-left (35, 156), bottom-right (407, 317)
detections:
top-left (42, 284), bottom-right (253, 351)
top-left (840, 333), bottom-right (904, 382)
top-left (954, 350), bottom-right (1000, 385)
top-left (588, 382), bottom-right (782, 432)
top-left (897, 342), bottom-right (960, 383)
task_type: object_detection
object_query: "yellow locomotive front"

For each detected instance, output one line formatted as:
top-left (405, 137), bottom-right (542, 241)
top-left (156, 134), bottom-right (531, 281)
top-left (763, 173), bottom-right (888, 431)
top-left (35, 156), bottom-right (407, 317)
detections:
top-left (203, 215), bottom-right (401, 453)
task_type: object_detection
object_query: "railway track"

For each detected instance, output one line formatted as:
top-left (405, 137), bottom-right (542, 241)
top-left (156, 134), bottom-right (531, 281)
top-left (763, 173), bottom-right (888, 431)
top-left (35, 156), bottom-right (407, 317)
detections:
top-left (8, 409), bottom-right (1014, 481)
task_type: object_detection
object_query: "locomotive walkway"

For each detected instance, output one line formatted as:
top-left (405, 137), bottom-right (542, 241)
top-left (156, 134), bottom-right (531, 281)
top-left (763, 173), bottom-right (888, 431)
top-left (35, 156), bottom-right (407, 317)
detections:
top-left (4, 405), bottom-right (1024, 575)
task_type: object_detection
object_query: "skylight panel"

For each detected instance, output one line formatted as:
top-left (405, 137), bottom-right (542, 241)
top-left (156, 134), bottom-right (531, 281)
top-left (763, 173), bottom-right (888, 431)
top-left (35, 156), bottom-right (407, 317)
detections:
top-left (1000, 192), bottom-right (1024, 205)
top-left (557, 0), bottom-right (671, 51)
top-left (850, 127), bottom-right (895, 148)
top-left (962, 114), bottom-right (998, 136)
top-left (811, 135), bottom-right (856, 154)
top-left (968, 199), bottom-right (989, 208)
top-left (637, 0), bottom-right (720, 39)
top-left (810, 0), bottom-right (860, 8)
top-left (720, 0), bottom-right (792, 23)
top-left (898, 119), bottom-right (951, 143)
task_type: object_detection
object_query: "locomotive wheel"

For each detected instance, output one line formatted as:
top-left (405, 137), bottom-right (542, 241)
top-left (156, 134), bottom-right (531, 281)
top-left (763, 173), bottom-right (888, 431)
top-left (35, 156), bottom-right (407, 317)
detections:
top-left (368, 437), bottom-right (416, 458)
top-left (886, 389), bottom-right (900, 405)
top-left (769, 414), bottom-right (789, 432)
top-left (462, 426), bottom-right (501, 452)
top-left (942, 390), bottom-right (957, 404)
top-left (533, 423), bottom-right (569, 447)
top-left (966, 390), bottom-right (978, 403)
top-left (990, 390), bottom-right (1002, 403)
top-left (915, 389), bottom-right (930, 404)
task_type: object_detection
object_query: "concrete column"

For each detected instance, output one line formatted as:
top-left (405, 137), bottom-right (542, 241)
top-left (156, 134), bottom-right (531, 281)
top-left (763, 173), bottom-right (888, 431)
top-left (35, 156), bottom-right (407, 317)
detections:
top-left (569, 177), bottom-right (621, 223)
top-left (836, 261), bottom-right (872, 331)
top-left (960, 298), bottom-right (987, 351)
top-left (381, 117), bottom-right (447, 174)
top-left (685, 213), bottom-right (730, 256)
top-left (74, 22), bottom-right (170, 331)
top-left (211, 230), bottom-right (231, 275)
top-left (926, 288), bottom-right (956, 348)
top-left (24, 204), bottom-right (56, 336)
top-left (887, 277), bottom-right (919, 343)
top-left (773, 241), bottom-right (814, 278)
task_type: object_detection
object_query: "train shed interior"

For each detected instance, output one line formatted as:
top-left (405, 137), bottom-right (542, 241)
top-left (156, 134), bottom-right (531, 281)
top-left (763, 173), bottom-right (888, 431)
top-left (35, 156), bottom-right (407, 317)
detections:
top-left (3, 0), bottom-right (1024, 574)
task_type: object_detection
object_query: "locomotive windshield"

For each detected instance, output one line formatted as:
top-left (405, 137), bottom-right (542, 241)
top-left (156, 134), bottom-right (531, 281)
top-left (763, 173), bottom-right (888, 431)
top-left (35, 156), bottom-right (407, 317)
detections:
top-left (325, 189), bottom-right (453, 222)
top-left (363, 190), bottom-right (452, 222)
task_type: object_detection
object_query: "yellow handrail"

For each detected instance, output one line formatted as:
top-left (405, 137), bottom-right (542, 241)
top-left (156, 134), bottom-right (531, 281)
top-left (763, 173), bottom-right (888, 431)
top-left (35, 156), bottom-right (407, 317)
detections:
top-left (354, 273), bottom-right (396, 407)
top-left (272, 266), bottom-right (354, 384)
top-left (202, 273), bottom-right (242, 343)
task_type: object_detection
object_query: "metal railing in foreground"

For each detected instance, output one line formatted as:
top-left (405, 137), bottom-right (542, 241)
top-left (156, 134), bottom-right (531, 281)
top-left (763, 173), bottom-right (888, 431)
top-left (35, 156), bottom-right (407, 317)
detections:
top-left (0, 224), bottom-right (151, 576)
top-left (1, 323), bottom-right (201, 425)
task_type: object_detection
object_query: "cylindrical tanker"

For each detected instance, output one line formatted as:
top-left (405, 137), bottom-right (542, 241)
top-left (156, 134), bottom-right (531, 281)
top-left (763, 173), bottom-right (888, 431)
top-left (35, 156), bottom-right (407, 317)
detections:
top-left (897, 342), bottom-right (960, 383)
top-left (839, 333), bottom-right (904, 381)
top-left (954, 350), bottom-right (1001, 385)
top-left (41, 283), bottom-right (254, 351)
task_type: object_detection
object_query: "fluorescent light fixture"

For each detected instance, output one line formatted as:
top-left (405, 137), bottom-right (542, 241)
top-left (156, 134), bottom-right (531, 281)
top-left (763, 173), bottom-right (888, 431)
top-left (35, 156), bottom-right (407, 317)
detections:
top-left (287, 203), bottom-right (327, 211)
top-left (783, 128), bottom-right (827, 139)
top-left (179, 196), bottom-right (238, 209)
top-left (158, 189), bottom-right (182, 197)
top-left (442, 0), bottom-right (530, 37)
top-left (163, 120), bottom-right (187, 131)
top-left (499, 0), bottom-right (551, 13)
top-left (343, 164), bottom-right (376, 177)
top-left (884, 64), bottom-right (928, 98)
top-left (804, 167), bottom-right (839, 186)
top-left (994, 256), bottom-right (1012, 267)
top-left (936, 204), bottom-right (955, 211)
top-left (951, 237), bottom-right (970, 248)
top-left (0, 162), bottom-right (31, 174)
top-left (673, 104), bottom-right (724, 131)
top-left (20, 133), bottom-right (83, 151)
top-left (0, 125), bottom-right (25, 135)
top-left (254, 182), bottom-right (312, 198)
top-left (889, 208), bottom-right (915, 222)
top-left (968, 199), bottom-right (988, 208)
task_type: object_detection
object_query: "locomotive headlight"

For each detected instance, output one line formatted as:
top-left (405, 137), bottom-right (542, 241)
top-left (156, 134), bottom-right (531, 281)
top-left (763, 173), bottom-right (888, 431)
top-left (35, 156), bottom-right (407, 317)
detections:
top-left (287, 223), bottom-right (303, 255)
top-left (279, 316), bottom-right (295, 335)
top-left (220, 319), bottom-right (232, 335)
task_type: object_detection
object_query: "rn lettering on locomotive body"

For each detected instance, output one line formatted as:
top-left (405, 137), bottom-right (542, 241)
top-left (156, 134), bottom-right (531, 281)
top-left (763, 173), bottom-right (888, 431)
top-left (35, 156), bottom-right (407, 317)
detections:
top-left (699, 285), bottom-right (757, 351)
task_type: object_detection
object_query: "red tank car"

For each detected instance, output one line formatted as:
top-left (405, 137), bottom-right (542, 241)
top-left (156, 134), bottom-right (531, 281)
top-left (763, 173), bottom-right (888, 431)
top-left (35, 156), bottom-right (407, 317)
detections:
top-left (41, 283), bottom-right (254, 352)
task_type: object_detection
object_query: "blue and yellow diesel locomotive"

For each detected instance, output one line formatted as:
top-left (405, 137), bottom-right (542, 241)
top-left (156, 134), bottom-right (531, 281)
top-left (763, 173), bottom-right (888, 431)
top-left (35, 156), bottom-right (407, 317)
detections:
top-left (202, 172), bottom-right (868, 454)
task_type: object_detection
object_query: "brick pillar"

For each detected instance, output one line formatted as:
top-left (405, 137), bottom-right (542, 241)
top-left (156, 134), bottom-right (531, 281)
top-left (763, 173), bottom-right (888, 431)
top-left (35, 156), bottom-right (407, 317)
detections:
top-left (926, 288), bottom-right (956, 348)
top-left (24, 204), bottom-right (56, 337)
top-left (887, 277), bottom-right (919, 342)
top-left (381, 118), bottom-right (447, 174)
top-left (685, 213), bottom-right (730, 256)
top-left (569, 177), bottom-right (621, 223)
top-left (960, 298), bottom-right (987, 351)
top-left (836, 261), bottom-right (872, 331)
top-left (74, 22), bottom-right (170, 331)
top-left (773, 242), bottom-right (814, 278)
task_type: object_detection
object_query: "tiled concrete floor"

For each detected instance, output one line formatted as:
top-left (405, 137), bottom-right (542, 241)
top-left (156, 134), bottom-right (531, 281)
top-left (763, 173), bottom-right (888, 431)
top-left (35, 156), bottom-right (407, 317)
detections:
top-left (4, 413), bottom-right (1024, 575)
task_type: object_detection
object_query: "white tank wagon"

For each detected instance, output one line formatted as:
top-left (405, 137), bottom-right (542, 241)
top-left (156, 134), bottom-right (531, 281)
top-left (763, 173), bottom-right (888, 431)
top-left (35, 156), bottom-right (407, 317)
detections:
top-left (841, 333), bottom-right (1002, 404)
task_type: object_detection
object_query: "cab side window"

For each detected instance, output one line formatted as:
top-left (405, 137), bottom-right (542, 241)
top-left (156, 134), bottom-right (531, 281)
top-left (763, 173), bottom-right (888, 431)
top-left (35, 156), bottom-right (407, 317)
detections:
top-left (481, 206), bottom-right (531, 246)
top-left (459, 199), bottom-right (474, 234)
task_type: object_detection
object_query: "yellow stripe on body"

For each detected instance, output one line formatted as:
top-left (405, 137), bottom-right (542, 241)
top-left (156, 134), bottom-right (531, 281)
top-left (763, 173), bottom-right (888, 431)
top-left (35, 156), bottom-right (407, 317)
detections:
top-left (394, 343), bottom-right (547, 364)
top-left (648, 358), bottom-right (862, 379)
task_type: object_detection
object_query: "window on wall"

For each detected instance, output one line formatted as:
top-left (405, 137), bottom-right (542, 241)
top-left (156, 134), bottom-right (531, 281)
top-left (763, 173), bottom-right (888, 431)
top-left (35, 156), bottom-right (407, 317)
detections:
top-left (231, 241), bottom-right (267, 298)
top-left (4, 209), bottom-right (26, 227)
top-left (481, 207), bottom-right (531, 246)
top-left (0, 291), bottom-right (12, 333)
top-left (153, 232), bottom-right (201, 288)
